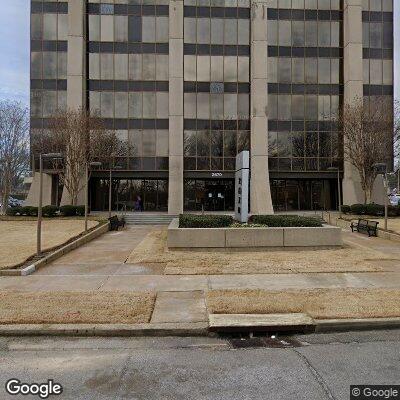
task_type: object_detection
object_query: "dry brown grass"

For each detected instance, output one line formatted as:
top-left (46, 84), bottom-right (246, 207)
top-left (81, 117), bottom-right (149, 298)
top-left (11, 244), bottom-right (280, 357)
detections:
top-left (207, 289), bottom-right (400, 319)
top-left (126, 230), bottom-right (390, 275)
top-left (0, 291), bottom-right (155, 324)
top-left (0, 220), bottom-right (99, 270)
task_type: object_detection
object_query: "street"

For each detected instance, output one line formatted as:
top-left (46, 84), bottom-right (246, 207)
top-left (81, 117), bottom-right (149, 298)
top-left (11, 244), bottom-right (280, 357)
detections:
top-left (0, 330), bottom-right (399, 400)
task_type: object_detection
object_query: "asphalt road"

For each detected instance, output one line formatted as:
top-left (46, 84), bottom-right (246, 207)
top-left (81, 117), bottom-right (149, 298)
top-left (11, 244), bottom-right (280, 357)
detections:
top-left (0, 330), bottom-right (399, 400)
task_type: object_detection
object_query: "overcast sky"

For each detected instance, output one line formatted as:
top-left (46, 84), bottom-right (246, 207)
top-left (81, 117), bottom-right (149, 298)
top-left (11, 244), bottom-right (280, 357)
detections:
top-left (0, 1), bottom-right (398, 106)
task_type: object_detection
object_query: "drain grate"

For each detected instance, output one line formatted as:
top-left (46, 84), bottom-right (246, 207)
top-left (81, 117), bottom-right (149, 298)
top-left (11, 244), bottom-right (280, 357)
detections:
top-left (227, 334), bottom-right (304, 349)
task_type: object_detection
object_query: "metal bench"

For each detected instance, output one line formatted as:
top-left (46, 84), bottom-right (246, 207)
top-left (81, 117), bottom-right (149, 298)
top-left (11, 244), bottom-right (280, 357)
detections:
top-left (108, 215), bottom-right (126, 231)
top-left (350, 218), bottom-right (379, 237)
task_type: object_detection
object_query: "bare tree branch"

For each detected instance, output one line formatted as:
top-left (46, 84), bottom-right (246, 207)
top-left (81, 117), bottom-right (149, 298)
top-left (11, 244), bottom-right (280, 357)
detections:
top-left (32, 108), bottom-right (128, 206)
top-left (0, 101), bottom-right (29, 214)
top-left (338, 96), bottom-right (398, 204)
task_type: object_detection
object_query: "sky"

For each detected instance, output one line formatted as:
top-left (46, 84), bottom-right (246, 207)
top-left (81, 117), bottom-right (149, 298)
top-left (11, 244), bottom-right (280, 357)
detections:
top-left (0, 1), bottom-right (398, 106)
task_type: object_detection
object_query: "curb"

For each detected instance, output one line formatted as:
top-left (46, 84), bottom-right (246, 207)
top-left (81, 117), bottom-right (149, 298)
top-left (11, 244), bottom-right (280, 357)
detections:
top-left (314, 317), bottom-right (400, 332)
top-left (0, 222), bottom-right (109, 277)
top-left (0, 318), bottom-right (399, 337)
top-left (0, 322), bottom-right (209, 337)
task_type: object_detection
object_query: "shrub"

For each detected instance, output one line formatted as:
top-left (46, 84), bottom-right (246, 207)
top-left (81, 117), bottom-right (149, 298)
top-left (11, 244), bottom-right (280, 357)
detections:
top-left (6, 206), bottom-right (22, 216)
top-left (179, 214), bottom-right (233, 228)
top-left (76, 205), bottom-right (85, 216)
top-left (19, 206), bottom-right (38, 216)
top-left (42, 205), bottom-right (59, 217)
top-left (341, 205), bottom-right (351, 214)
top-left (59, 205), bottom-right (78, 217)
top-left (350, 204), bottom-right (366, 215)
top-left (364, 203), bottom-right (384, 216)
top-left (249, 215), bottom-right (323, 227)
top-left (387, 205), bottom-right (399, 217)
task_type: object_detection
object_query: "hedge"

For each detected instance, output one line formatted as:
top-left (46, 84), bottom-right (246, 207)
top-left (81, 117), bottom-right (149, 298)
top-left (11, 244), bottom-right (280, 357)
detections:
top-left (179, 214), bottom-right (233, 228)
top-left (42, 205), bottom-right (59, 217)
top-left (249, 215), bottom-right (323, 227)
top-left (59, 205), bottom-right (78, 217)
top-left (342, 203), bottom-right (400, 217)
top-left (6, 206), bottom-right (22, 216)
top-left (76, 205), bottom-right (85, 216)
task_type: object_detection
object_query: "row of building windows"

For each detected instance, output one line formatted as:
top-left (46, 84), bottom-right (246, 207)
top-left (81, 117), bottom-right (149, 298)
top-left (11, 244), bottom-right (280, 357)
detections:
top-left (362, 22), bottom-right (393, 49)
top-left (268, 94), bottom-right (340, 121)
top-left (184, 130), bottom-right (249, 158)
top-left (268, 57), bottom-right (340, 84)
top-left (362, 0), bottom-right (393, 11)
top-left (31, 51), bottom-right (67, 80)
top-left (31, 13), bottom-right (68, 41)
top-left (89, 53), bottom-right (169, 81)
top-left (89, 91), bottom-right (169, 119)
top-left (268, 157), bottom-right (340, 171)
top-left (363, 59), bottom-right (393, 85)
top-left (268, 131), bottom-right (339, 158)
top-left (268, 0), bottom-right (341, 9)
top-left (183, 1), bottom-right (250, 7)
top-left (184, 55), bottom-right (249, 82)
top-left (184, 18), bottom-right (249, 45)
top-left (31, 90), bottom-right (67, 118)
top-left (89, 15), bottom-right (169, 43)
top-left (88, 3), bottom-right (169, 15)
top-left (268, 20), bottom-right (341, 47)
top-left (184, 93), bottom-right (249, 119)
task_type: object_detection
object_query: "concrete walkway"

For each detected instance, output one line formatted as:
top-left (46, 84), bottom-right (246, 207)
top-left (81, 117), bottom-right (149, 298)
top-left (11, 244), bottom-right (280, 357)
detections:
top-left (0, 226), bottom-right (399, 325)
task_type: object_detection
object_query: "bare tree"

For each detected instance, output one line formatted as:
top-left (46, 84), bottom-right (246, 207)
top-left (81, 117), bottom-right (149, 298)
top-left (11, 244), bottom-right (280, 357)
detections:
top-left (33, 108), bottom-right (127, 206)
top-left (0, 101), bottom-right (29, 214)
top-left (338, 96), bottom-right (399, 204)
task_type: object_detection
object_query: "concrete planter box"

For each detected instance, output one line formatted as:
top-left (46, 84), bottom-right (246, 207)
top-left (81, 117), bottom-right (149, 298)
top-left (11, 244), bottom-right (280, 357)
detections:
top-left (167, 219), bottom-right (342, 248)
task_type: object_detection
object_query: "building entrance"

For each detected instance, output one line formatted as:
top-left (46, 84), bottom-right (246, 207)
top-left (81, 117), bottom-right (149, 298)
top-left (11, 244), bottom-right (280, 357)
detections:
top-left (90, 178), bottom-right (168, 212)
top-left (184, 179), bottom-right (235, 211)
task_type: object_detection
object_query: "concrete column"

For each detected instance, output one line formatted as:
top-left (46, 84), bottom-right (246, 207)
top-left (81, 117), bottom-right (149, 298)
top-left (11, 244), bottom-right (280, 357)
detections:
top-left (250, 1), bottom-right (274, 214)
top-left (168, 0), bottom-right (184, 215)
top-left (25, 173), bottom-right (53, 206)
top-left (342, 0), bottom-right (364, 205)
top-left (67, 0), bottom-right (86, 110)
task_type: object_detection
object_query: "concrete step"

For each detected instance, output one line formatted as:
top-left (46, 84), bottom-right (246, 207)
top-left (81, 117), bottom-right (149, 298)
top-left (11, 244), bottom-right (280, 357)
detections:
top-left (209, 313), bottom-right (315, 333)
top-left (122, 214), bottom-right (177, 225)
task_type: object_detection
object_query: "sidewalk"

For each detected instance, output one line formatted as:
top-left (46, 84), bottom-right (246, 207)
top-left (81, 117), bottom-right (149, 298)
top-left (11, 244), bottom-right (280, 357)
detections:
top-left (0, 226), bottom-right (399, 327)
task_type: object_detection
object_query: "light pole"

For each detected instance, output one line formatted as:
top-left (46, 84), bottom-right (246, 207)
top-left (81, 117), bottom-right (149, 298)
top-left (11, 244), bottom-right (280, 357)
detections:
top-left (373, 162), bottom-right (388, 231)
top-left (108, 165), bottom-right (123, 218)
top-left (85, 161), bottom-right (102, 231)
top-left (37, 153), bottom-right (63, 256)
top-left (328, 167), bottom-right (341, 217)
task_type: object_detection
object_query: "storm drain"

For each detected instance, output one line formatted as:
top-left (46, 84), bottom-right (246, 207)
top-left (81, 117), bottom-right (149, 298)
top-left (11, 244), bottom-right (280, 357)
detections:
top-left (225, 334), bottom-right (304, 349)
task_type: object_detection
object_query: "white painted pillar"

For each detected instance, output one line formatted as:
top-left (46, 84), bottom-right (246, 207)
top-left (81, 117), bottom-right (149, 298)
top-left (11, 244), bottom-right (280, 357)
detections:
top-left (168, 0), bottom-right (184, 215)
top-left (250, 0), bottom-right (274, 214)
top-left (342, 0), bottom-right (364, 205)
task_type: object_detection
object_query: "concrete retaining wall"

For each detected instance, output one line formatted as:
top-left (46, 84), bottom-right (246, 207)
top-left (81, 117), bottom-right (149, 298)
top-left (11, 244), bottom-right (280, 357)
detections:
top-left (0, 222), bottom-right (110, 276)
top-left (167, 219), bottom-right (342, 248)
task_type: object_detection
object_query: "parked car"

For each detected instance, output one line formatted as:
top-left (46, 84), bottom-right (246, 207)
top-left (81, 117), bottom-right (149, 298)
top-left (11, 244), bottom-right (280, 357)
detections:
top-left (390, 194), bottom-right (400, 206)
top-left (0, 197), bottom-right (23, 209)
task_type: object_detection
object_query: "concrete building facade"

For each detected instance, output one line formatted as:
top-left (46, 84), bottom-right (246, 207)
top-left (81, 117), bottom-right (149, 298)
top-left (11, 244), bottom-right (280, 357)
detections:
top-left (29, 0), bottom-right (394, 213)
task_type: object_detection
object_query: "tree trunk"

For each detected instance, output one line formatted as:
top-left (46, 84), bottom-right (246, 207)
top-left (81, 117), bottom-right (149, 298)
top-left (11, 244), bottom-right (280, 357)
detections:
top-left (365, 187), bottom-right (372, 205)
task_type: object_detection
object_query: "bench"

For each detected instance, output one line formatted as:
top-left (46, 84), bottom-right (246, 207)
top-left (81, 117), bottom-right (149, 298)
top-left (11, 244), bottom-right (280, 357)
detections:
top-left (350, 219), bottom-right (379, 237)
top-left (108, 215), bottom-right (126, 231)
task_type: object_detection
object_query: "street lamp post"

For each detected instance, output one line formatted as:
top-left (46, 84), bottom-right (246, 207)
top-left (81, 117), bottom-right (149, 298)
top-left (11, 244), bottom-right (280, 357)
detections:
top-left (85, 161), bottom-right (102, 232)
top-left (108, 165), bottom-right (123, 218)
top-left (328, 167), bottom-right (341, 218)
top-left (37, 153), bottom-right (63, 256)
top-left (373, 163), bottom-right (388, 231)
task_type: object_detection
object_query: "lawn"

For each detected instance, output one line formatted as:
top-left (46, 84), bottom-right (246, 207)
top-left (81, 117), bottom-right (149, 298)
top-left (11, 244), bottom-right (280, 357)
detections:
top-left (0, 219), bottom-right (99, 270)
top-left (126, 230), bottom-right (392, 275)
top-left (207, 288), bottom-right (400, 319)
top-left (0, 291), bottom-right (155, 324)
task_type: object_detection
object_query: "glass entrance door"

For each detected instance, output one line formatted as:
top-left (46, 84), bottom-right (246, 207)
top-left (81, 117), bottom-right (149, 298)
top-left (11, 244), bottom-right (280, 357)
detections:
top-left (184, 179), bottom-right (235, 211)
